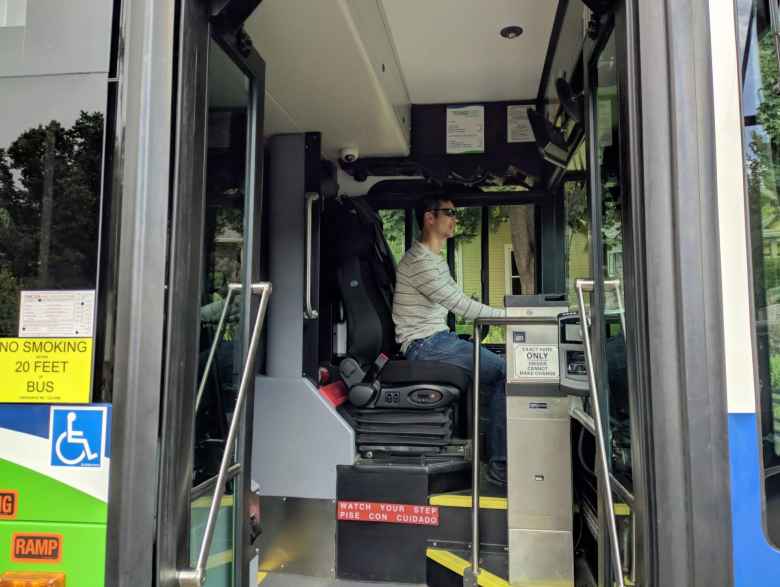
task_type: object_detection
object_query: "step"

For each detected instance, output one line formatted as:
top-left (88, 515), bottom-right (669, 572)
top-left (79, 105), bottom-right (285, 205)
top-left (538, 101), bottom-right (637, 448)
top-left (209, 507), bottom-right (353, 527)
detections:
top-left (429, 489), bottom-right (508, 549)
top-left (336, 459), bottom-right (471, 583)
top-left (426, 547), bottom-right (508, 587)
top-left (429, 492), bottom-right (508, 510)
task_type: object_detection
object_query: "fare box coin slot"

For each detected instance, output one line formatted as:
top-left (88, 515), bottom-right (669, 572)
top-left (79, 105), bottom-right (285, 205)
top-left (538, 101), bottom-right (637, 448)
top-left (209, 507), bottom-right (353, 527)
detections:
top-left (0, 490), bottom-right (18, 520)
top-left (11, 533), bottom-right (63, 564)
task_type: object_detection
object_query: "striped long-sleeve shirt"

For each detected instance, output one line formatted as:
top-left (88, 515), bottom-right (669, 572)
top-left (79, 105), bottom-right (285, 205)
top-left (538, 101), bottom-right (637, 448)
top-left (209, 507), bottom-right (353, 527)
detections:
top-left (393, 240), bottom-right (506, 353)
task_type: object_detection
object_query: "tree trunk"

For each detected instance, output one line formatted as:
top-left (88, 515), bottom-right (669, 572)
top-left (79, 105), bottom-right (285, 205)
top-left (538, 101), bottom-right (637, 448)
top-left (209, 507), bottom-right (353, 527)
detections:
top-left (508, 205), bottom-right (535, 295)
top-left (38, 123), bottom-right (55, 288)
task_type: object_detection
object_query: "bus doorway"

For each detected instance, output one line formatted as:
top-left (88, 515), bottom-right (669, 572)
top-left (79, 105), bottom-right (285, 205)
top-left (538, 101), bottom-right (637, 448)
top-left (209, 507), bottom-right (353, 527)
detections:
top-left (152, 3), bottom-right (268, 587)
top-left (0, 0), bottom-right (743, 586)
top-left (244, 1), bottom-right (650, 586)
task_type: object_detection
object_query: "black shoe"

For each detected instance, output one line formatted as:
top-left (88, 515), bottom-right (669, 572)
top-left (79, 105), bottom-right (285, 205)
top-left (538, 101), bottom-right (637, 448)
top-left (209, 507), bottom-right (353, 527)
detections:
top-left (485, 461), bottom-right (507, 489)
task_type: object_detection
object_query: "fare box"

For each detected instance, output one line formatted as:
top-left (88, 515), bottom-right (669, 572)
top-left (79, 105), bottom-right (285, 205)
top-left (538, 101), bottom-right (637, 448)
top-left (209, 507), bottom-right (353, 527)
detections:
top-left (0, 338), bottom-right (93, 404)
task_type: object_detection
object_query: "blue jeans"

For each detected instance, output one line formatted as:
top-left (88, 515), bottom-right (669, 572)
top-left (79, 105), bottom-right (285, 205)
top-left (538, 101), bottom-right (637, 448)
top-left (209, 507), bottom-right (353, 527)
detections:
top-left (405, 330), bottom-right (507, 464)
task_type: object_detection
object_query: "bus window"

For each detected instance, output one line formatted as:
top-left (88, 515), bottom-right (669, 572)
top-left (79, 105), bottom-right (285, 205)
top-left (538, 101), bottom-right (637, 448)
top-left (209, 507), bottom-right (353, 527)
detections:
top-left (452, 206), bottom-right (483, 338)
top-left (564, 176), bottom-right (590, 308)
top-left (0, 0), bottom-right (113, 396)
top-left (189, 39), bottom-right (252, 583)
top-left (488, 205), bottom-right (534, 298)
top-left (486, 204), bottom-right (535, 343)
top-left (592, 31), bottom-right (633, 480)
top-left (738, 0), bottom-right (780, 546)
top-left (378, 208), bottom-right (405, 262)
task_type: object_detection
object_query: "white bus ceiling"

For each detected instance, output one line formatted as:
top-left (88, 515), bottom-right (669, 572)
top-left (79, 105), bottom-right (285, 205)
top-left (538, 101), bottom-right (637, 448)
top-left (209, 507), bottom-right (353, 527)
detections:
top-left (238, 0), bottom-right (572, 160)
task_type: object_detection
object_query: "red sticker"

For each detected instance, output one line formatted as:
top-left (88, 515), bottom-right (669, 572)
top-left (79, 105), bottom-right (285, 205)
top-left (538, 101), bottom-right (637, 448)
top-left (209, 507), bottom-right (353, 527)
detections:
top-left (337, 501), bottom-right (439, 526)
top-left (11, 534), bottom-right (63, 564)
top-left (0, 490), bottom-right (17, 520)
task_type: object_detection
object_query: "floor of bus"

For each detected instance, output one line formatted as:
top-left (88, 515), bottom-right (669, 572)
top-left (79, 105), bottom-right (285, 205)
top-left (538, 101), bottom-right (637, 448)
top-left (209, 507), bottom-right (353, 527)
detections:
top-left (257, 572), bottom-right (422, 586)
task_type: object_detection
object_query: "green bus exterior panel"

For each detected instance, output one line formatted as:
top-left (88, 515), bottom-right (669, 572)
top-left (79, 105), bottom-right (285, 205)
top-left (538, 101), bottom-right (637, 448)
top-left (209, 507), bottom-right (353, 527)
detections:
top-left (0, 520), bottom-right (106, 585)
top-left (0, 458), bottom-right (107, 525)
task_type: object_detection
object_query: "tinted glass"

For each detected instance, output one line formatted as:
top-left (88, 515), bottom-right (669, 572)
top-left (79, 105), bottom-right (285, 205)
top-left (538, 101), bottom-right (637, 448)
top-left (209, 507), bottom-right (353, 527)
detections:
top-left (452, 207), bottom-right (483, 337)
top-left (0, 0), bottom-right (114, 398)
top-left (486, 204), bottom-right (535, 343)
top-left (193, 40), bottom-right (250, 485)
top-left (737, 0), bottom-right (780, 546)
top-left (379, 208), bottom-right (405, 262)
top-left (564, 177), bottom-right (590, 309)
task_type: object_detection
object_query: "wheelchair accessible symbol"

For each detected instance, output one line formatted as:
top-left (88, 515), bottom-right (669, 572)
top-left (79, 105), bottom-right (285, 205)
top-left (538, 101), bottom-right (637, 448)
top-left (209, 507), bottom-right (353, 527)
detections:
top-left (50, 407), bottom-right (105, 467)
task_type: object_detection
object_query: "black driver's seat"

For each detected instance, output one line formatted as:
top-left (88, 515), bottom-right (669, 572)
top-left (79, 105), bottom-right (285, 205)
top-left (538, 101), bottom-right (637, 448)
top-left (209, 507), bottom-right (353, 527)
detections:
top-left (326, 196), bottom-right (470, 456)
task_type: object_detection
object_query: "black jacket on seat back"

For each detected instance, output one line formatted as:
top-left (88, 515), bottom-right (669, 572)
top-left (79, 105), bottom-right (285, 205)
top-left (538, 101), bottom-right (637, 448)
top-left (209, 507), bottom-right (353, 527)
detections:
top-left (323, 196), bottom-right (469, 390)
top-left (326, 196), bottom-right (398, 362)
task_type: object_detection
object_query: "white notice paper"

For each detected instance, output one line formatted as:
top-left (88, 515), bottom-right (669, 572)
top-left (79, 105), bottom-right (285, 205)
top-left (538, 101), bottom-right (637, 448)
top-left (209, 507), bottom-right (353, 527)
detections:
top-left (19, 290), bottom-right (96, 337)
top-left (507, 105), bottom-right (534, 143)
top-left (446, 105), bottom-right (485, 154)
top-left (512, 344), bottom-right (559, 380)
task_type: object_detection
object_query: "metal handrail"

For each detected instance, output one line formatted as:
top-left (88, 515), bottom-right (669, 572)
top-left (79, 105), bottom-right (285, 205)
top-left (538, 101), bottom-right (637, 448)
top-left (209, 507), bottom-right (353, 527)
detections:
top-left (571, 405), bottom-right (596, 435)
top-left (468, 315), bottom-right (560, 584)
top-left (195, 282), bottom-right (242, 412)
top-left (610, 473), bottom-right (635, 509)
top-left (191, 463), bottom-right (242, 501)
top-left (304, 192), bottom-right (319, 319)
top-left (178, 281), bottom-right (272, 587)
top-left (576, 278), bottom-right (625, 587)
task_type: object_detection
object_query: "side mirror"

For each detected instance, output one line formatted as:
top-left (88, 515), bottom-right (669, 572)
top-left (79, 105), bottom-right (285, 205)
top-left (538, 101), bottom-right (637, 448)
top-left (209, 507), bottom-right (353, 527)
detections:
top-left (528, 108), bottom-right (569, 168)
top-left (556, 77), bottom-right (584, 126)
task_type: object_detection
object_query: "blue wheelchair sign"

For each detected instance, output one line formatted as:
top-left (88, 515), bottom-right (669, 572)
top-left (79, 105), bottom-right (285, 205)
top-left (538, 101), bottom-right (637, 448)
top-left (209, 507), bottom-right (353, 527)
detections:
top-left (50, 407), bottom-right (105, 468)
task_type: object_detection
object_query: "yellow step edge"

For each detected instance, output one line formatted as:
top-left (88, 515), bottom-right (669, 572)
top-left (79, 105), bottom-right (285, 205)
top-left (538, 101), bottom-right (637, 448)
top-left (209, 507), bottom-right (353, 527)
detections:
top-left (430, 494), bottom-right (629, 517)
top-left (429, 493), bottom-right (508, 510)
top-left (206, 549), bottom-right (232, 570)
top-left (426, 548), bottom-right (509, 587)
top-left (576, 502), bottom-right (631, 516)
top-left (191, 494), bottom-right (235, 509)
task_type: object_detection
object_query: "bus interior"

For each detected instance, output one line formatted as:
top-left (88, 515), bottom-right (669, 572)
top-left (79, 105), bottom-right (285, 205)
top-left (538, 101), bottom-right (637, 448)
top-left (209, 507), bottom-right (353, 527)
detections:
top-left (185, 1), bottom-right (634, 586)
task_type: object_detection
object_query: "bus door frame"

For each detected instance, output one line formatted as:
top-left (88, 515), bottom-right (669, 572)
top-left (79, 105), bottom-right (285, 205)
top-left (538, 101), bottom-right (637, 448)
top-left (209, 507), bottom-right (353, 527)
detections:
top-left (581, 1), bottom-right (735, 586)
top-left (157, 2), bottom-right (266, 587)
top-left (104, 1), bottom-right (267, 586)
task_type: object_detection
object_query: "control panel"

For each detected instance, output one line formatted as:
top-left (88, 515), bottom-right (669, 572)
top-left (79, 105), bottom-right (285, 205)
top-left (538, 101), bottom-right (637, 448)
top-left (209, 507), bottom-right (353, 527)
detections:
top-left (558, 312), bottom-right (589, 396)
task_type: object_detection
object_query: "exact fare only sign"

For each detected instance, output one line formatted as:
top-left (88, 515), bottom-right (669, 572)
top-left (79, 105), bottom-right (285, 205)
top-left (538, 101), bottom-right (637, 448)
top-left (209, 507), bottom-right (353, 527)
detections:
top-left (0, 338), bottom-right (93, 404)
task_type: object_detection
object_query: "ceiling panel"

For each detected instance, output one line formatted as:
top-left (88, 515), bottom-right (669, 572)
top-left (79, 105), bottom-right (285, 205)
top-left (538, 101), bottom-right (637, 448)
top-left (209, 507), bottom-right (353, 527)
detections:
top-left (380, 0), bottom-right (559, 104)
top-left (246, 0), bottom-right (410, 159)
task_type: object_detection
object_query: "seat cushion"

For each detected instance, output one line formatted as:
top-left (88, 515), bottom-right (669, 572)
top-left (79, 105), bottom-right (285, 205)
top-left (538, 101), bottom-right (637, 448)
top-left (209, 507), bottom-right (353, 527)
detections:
top-left (379, 360), bottom-right (471, 391)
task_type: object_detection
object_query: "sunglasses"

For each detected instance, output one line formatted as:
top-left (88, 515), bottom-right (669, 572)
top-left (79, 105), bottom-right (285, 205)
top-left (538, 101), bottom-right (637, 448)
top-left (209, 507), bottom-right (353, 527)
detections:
top-left (428, 208), bottom-right (457, 217)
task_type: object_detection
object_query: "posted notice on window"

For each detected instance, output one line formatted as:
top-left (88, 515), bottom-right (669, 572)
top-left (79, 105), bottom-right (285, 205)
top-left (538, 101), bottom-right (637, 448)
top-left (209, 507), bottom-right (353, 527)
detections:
top-left (507, 105), bottom-right (534, 143)
top-left (0, 338), bottom-right (93, 403)
top-left (446, 105), bottom-right (485, 154)
top-left (19, 290), bottom-right (95, 338)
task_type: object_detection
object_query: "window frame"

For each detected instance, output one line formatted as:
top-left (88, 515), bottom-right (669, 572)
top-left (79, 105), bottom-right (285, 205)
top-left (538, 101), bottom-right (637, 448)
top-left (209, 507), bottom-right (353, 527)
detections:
top-left (373, 198), bottom-right (547, 306)
top-left (0, 0), bottom-right (26, 27)
top-left (736, 0), bottom-right (780, 551)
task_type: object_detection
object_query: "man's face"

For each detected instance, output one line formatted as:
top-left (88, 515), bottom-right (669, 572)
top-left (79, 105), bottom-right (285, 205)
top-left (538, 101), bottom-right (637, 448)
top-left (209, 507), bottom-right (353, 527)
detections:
top-left (427, 200), bottom-right (457, 239)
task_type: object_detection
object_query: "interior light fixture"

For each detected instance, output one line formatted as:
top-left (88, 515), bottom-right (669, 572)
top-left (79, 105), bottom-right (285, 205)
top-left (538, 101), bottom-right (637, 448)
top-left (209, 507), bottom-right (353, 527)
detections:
top-left (500, 25), bottom-right (524, 39)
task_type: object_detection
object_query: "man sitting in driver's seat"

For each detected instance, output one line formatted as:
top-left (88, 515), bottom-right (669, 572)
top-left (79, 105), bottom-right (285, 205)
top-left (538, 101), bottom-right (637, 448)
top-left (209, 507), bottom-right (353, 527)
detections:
top-left (392, 195), bottom-right (508, 487)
